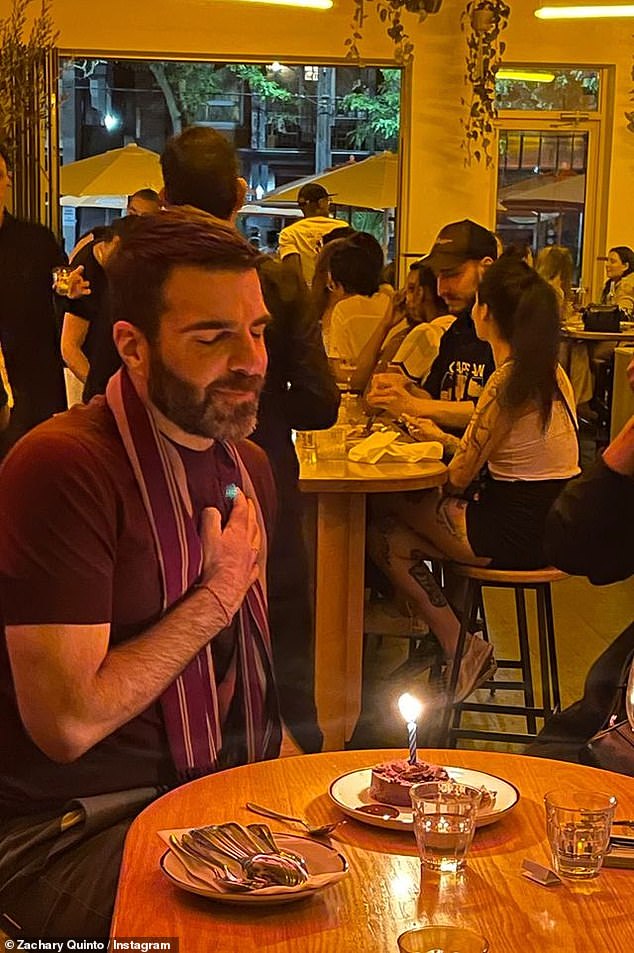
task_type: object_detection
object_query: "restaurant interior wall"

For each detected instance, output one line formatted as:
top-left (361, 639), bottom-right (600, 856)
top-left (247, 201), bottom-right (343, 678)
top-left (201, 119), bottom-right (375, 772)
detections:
top-left (2, 0), bottom-right (631, 289)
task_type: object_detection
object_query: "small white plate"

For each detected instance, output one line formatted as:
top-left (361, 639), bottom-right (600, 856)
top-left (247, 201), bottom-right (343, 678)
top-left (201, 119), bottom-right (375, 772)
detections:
top-left (158, 829), bottom-right (348, 905)
top-left (328, 766), bottom-right (520, 832)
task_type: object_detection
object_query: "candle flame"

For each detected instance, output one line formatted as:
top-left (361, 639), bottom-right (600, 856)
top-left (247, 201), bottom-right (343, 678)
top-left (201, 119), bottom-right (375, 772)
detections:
top-left (398, 692), bottom-right (423, 723)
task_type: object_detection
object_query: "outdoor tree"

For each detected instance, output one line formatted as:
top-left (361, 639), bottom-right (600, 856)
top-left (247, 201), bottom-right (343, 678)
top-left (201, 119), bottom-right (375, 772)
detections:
top-left (340, 69), bottom-right (401, 151)
top-left (148, 62), bottom-right (225, 133)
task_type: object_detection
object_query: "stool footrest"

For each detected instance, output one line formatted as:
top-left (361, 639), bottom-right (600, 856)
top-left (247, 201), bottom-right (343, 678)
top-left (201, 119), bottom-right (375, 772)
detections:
top-left (450, 728), bottom-right (539, 744)
top-left (482, 679), bottom-right (530, 691)
top-left (456, 701), bottom-right (552, 717)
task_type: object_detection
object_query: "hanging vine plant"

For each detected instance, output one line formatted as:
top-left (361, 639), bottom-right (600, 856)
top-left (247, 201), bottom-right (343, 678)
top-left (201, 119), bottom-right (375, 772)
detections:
top-left (345, 0), bottom-right (443, 65)
top-left (460, 0), bottom-right (510, 167)
top-left (626, 48), bottom-right (634, 133)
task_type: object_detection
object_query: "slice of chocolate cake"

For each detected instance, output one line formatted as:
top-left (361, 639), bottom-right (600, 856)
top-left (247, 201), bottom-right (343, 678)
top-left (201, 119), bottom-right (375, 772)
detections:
top-left (369, 759), bottom-right (449, 807)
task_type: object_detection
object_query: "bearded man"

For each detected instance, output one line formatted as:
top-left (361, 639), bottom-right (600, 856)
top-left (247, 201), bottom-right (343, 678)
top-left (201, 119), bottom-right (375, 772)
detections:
top-left (0, 211), bottom-right (281, 939)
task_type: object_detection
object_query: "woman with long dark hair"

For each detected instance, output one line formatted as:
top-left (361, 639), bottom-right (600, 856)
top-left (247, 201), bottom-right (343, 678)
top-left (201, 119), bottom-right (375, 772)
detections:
top-left (368, 256), bottom-right (580, 700)
top-left (601, 246), bottom-right (634, 315)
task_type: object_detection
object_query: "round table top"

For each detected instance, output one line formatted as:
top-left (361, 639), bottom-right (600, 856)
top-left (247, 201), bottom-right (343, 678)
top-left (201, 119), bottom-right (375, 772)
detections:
top-left (561, 325), bottom-right (634, 342)
top-left (299, 458), bottom-right (448, 493)
top-left (112, 748), bottom-right (634, 952)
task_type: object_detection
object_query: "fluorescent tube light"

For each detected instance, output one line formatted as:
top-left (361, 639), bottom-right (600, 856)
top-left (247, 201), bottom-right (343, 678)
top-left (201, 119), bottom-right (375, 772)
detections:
top-left (240, 0), bottom-right (333, 8)
top-left (497, 69), bottom-right (556, 82)
top-left (535, 4), bottom-right (634, 17)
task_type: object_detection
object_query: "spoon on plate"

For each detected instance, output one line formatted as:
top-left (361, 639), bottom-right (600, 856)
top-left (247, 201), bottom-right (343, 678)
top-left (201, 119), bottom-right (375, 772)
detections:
top-left (245, 801), bottom-right (346, 838)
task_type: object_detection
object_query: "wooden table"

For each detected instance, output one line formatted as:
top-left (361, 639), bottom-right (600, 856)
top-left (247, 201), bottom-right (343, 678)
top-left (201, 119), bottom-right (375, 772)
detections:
top-left (561, 327), bottom-right (634, 344)
top-left (112, 748), bottom-right (634, 952)
top-left (298, 458), bottom-right (447, 750)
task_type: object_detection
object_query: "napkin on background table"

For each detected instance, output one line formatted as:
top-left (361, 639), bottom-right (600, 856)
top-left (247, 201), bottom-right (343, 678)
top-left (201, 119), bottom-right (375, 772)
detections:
top-left (348, 431), bottom-right (443, 464)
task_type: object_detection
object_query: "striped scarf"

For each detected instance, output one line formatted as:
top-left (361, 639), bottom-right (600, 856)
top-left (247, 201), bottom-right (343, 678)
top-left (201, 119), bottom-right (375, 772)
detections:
top-left (106, 367), bottom-right (281, 780)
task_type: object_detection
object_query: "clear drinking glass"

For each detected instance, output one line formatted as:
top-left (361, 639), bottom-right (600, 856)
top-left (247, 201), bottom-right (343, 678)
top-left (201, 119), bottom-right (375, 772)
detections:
top-left (397, 925), bottom-right (489, 953)
top-left (52, 265), bottom-right (73, 295)
top-left (544, 788), bottom-right (617, 879)
top-left (410, 781), bottom-right (482, 873)
top-left (625, 660), bottom-right (634, 731)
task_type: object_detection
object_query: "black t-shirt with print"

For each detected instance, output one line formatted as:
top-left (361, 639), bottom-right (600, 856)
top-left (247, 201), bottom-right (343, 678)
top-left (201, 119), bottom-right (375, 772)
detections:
top-left (423, 309), bottom-right (495, 402)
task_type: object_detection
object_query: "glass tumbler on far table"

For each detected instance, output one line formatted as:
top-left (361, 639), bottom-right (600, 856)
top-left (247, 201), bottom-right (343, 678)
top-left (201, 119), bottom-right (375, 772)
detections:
top-left (397, 925), bottom-right (489, 953)
top-left (544, 788), bottom-right (617, 879)
top-left (410, 781), bottom-right (482, 873)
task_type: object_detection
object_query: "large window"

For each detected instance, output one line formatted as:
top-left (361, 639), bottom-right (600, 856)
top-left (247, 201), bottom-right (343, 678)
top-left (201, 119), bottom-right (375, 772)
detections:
top-left (59, 59), bottom-right (401, 255)
top-left (493, 66), bottom-right (607, 295)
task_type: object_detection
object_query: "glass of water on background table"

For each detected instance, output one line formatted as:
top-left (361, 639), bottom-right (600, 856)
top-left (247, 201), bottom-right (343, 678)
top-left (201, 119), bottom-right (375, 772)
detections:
top-left (544, 788), bottom-right (617, 879)
top-left (410, 781), bottom-right (482, 873)
top-left (397, 925), bottom-right (489, 953)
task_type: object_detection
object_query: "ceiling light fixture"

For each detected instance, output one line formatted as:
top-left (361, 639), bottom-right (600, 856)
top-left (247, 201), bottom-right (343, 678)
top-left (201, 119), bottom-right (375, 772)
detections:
top-left (497, 68), bottom-right (556, 82)
top-left (239, 0), bottom-right (333, 8)
top-left (535, 3), bottom-right (634, 17)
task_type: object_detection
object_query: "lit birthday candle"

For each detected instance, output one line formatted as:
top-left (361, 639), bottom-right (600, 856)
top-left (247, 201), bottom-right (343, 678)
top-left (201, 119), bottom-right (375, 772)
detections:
top-left (398, 692), bottom-right (423, 765)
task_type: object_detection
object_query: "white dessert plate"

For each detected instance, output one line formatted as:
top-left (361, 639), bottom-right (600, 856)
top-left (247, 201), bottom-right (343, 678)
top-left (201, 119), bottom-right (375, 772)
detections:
top-left (157, 828), bottom-right (348, 904)
top-left (328, 766), bottom-right (520, 832)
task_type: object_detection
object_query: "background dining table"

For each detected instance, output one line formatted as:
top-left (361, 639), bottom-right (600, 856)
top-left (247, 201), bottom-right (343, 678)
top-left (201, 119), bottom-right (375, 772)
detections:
top-left (298, 456), bottom-right (447, 750)
top-left (112, 748), bottom-right (634, 952)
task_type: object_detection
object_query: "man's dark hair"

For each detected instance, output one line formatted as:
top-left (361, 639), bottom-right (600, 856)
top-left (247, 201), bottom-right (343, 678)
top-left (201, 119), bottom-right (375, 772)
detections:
top-left (328, 232), bottom-right (384, 297)
top-left (127, 188), bottom-right (160, 205)
top-left (160, 126), bottom-right (239, 219)
top-left (107, 208), bottom-right (260, 342)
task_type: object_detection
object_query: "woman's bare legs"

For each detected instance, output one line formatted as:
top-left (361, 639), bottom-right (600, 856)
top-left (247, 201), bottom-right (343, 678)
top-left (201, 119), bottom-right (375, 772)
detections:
top-left (367, 489), bottom-right (490, 660)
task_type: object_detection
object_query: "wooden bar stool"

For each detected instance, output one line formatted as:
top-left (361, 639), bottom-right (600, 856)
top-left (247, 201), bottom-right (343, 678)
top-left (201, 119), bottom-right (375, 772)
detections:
top-left (440, 564), bottom-right (567, 747)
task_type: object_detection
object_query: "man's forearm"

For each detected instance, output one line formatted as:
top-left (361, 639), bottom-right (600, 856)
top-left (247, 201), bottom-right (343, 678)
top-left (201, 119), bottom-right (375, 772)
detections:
top-left (603, 415), bottom-right (634, 477)
top-left (12, 586), bottom-right (237, 762)
top-left (410, 398), bottom-right (474, 431)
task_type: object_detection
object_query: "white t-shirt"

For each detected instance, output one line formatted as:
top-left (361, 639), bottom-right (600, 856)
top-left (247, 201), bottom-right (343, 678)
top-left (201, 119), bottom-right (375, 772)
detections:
top-left (327, 290), bottom-right (393, 361)
top-left (277, 216), bottom-right (349, 286)
top-left (391, 314), bottom-right (456, 385)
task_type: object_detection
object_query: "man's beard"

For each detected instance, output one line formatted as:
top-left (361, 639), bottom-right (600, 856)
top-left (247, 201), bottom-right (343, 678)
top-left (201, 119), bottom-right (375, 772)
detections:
top-left (148, 350), bottom-right (264, 442)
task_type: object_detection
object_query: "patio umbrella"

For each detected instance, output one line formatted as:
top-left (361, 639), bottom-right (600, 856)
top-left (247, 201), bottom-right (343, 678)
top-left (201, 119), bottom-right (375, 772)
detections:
top-left (60, 143), bottom-right (163, 198)
top-left (261, 152), bottom-right (398, 211)
top-left (499, 173), bottom-right (585, 210)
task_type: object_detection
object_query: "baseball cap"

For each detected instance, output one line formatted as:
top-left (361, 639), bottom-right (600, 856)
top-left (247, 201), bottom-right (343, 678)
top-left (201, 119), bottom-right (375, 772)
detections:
top-left (297, 183), bottom-right (334, 205)
top-left (423, 219), bottom-right (498, 274)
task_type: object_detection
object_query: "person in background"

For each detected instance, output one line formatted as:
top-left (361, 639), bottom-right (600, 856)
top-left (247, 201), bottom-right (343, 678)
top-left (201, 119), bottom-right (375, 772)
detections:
top-left (0, 212), bottom-right (281, 939)
top-left (324, 232), bottom-right (393, 366)
top-left (0, 143), bottom-right (66, 457)
top-left (126, 188), bottom-right (161, 217)
top-left (367, 257), bottom-right (580, 702)
top-left (160, 125), bottom-right (340, 753)
top-left (350, 262), bottom-right (453, 394)
top-left (366, 219), bottom-right (497, 433)
top-left (277, 183), bottom-right (349, 287)
top-left (536, 244), bottom-right (593, 412)
top-left (501, 241), bottom-right (534, 268)
top-left (60, 216), bottom-right (141, 401)
top-left (601, 245), bottom-right (634, 316)
top-left (528, 359), bottom-right (634, 764)
top-left (310, 225), bottom-right (357, 330)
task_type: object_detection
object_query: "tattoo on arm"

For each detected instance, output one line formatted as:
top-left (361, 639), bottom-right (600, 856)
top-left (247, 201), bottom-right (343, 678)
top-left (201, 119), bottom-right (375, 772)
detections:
top-left (408, 549), bottom-right (448, 607)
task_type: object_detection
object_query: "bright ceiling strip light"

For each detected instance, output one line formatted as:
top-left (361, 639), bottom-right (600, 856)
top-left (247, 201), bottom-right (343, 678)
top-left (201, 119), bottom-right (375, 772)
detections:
top-left (239, 0), bottom-right (333, 8)
top-left (536, 4), bottom-right (634, 17)
top-left (497, 69), bottom-right (556, 82)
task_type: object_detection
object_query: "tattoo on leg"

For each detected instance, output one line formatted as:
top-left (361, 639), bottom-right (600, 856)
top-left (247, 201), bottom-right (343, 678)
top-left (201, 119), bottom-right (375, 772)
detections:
top-left (408, 549), bottom-right (448, 608)
top-left (373, 514), bottom-right (398, 569)
top-left (435, 498), bottom-right (467, 542)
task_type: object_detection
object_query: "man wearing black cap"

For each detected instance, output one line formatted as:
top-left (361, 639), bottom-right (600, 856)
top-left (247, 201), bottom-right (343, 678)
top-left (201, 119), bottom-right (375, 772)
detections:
top-left (367, 219), bottom-right (497, 433)
top-left (277, 183), bottom-right (349, 287)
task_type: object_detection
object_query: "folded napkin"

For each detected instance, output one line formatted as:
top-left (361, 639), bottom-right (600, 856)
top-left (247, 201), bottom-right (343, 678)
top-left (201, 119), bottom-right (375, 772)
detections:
top-left (348, 431), bottom-right (443, 464)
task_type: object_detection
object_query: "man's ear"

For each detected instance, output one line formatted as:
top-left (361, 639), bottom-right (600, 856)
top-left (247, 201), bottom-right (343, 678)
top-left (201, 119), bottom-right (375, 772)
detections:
top-left (113, 320), bottom-right (150, 375)
top-left (159, 186), bottom-right (168, 207)
top-left (231, 177), bottom-right (248, 223)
